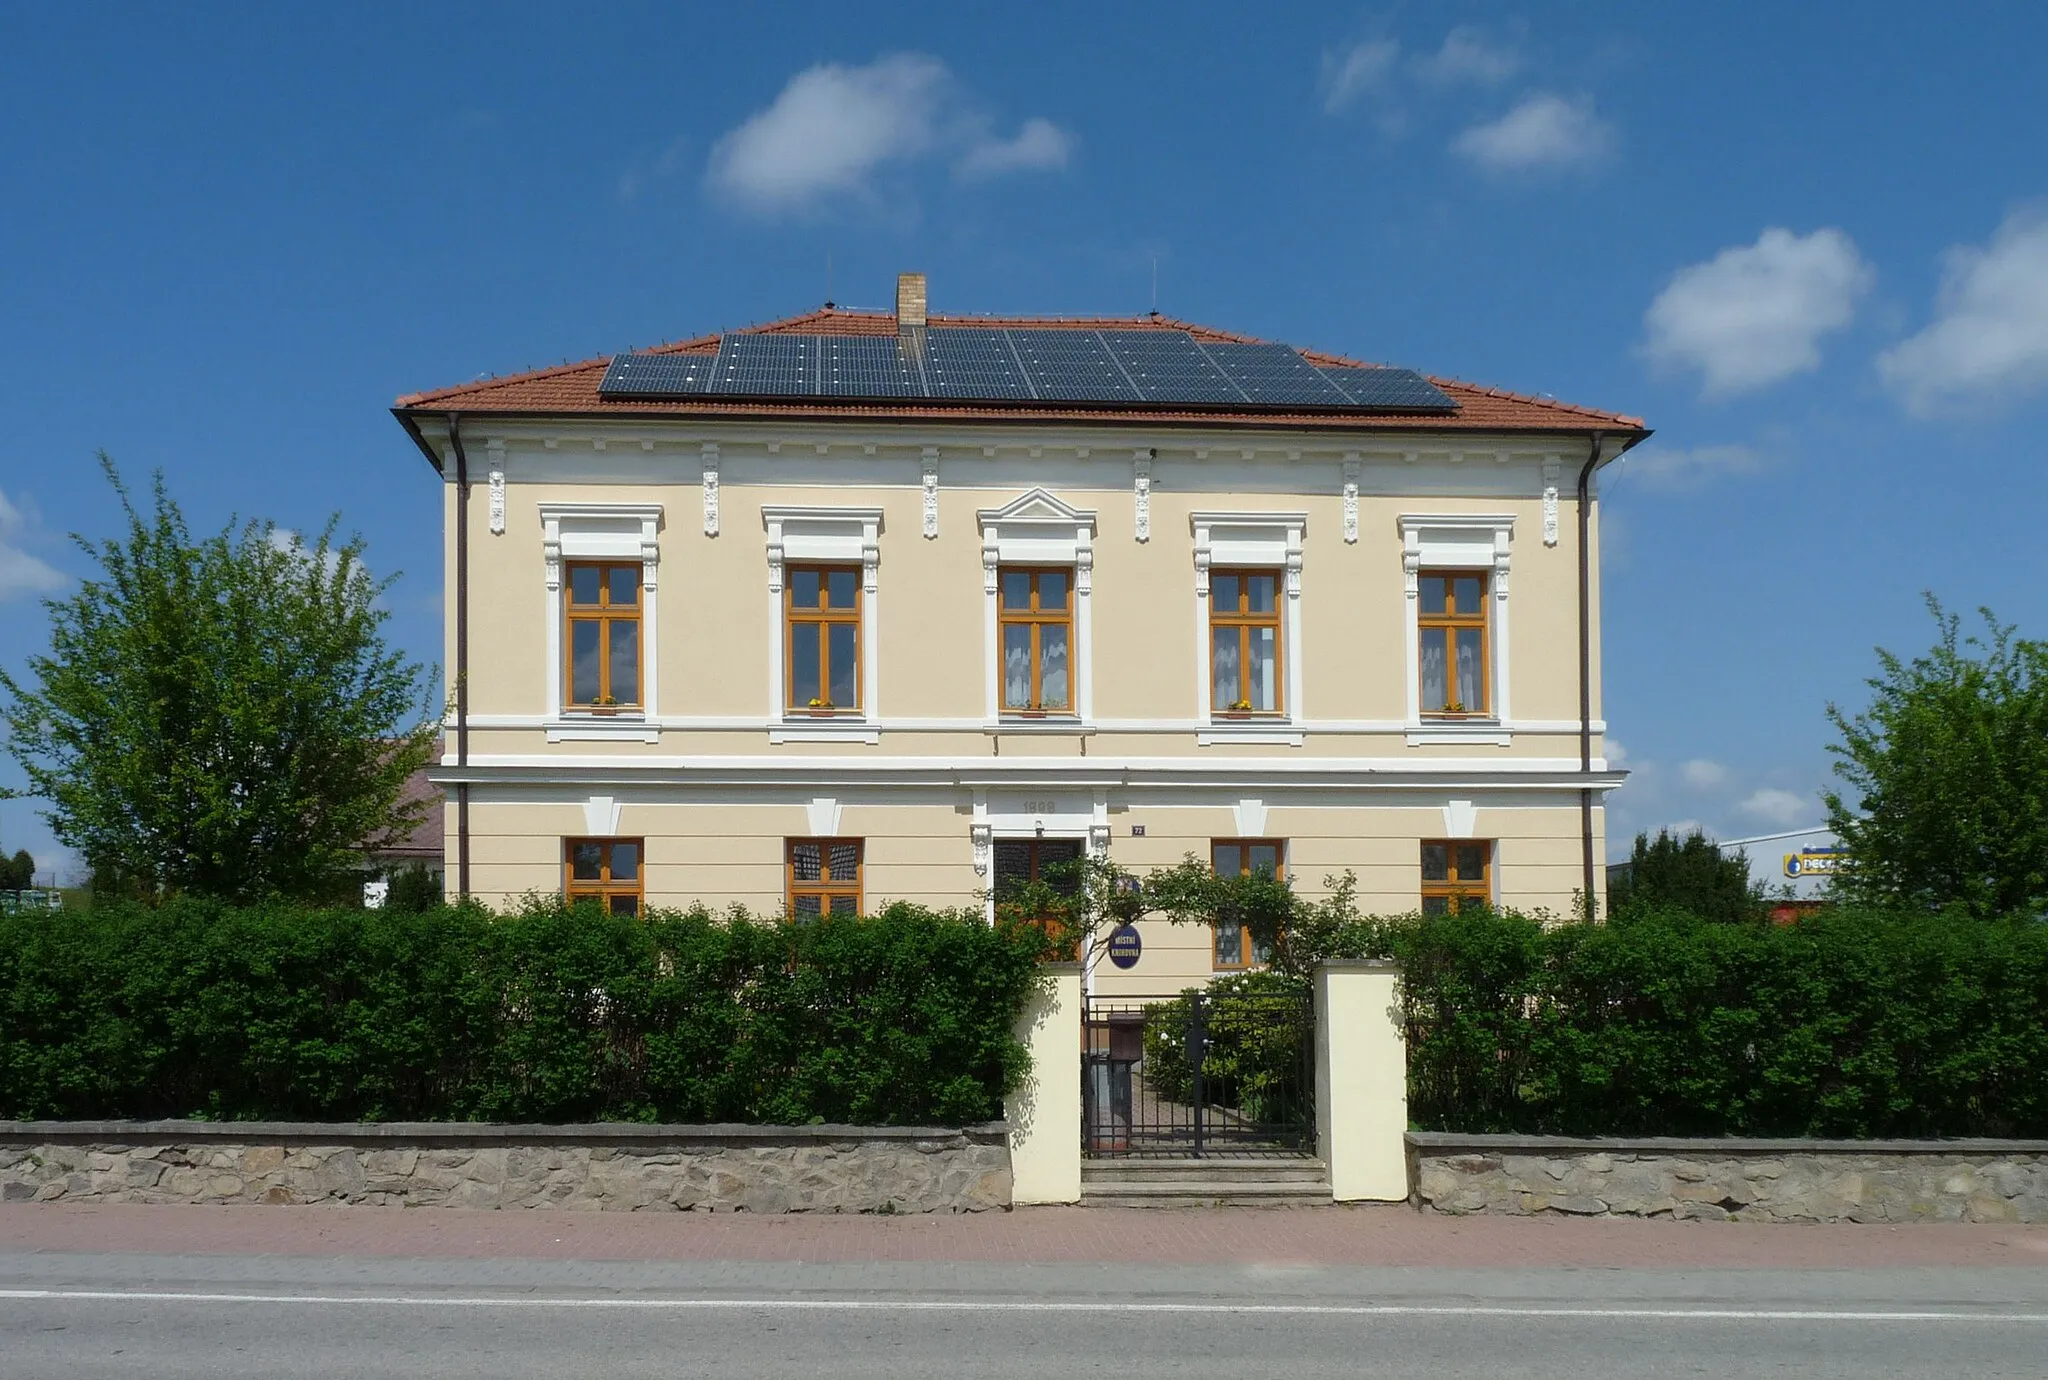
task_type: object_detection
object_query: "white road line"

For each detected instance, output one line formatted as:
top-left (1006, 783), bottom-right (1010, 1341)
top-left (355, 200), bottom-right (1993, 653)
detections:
top-left (0, 1291), bottom-right (2043, 1322)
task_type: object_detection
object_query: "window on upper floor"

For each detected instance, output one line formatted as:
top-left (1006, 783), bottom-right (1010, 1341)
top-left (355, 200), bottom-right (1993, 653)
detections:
top-left (565, 837), bottom-right (643, 916)
top-left (999, 568), bottom-right (1073, 715)
top-left (785, 565), bottom-right (861, 714)
top-left (1418, 570), bottom-right (1489, 717)
top-left (1211, 839), bottom-right (1284, 970)
top-left (787, 838), bottom-right (862, 918)
top-left (1421, 840), bottom-right (1491, 914)
top-left (565, 563), bottom-right (642, 711)
top-left (1209, 570), bottom-right (1283, 716)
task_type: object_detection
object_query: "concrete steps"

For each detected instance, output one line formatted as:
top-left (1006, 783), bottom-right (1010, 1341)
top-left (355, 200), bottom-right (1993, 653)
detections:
top-left (1081, 1156), bottom-right (1331, 1208)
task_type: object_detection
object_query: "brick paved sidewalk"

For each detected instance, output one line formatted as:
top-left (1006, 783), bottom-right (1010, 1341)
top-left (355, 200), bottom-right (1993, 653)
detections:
top-left (4, 1203), bottom-right (2045, 1270)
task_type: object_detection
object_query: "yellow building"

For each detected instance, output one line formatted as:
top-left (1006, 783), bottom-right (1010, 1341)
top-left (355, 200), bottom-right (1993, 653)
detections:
top-left (394, 276), bottom-right (1646, 997)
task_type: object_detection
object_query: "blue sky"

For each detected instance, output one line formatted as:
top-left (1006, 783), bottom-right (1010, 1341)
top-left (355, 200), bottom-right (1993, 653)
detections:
top-left (5, 2), bottom-right (2048, 880)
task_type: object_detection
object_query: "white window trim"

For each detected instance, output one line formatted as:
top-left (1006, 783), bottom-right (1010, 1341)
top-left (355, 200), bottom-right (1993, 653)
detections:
top-left (1400, 513), bottom-right (1514, 743)
top-left (979, 489), bottom-right (1096, 724)
top-left (763, 506), bottom-right (883, 732)
top-left (541, 502), bottom-right (662, 739)
top-left (1191, 511), bottom-right (1306, 731)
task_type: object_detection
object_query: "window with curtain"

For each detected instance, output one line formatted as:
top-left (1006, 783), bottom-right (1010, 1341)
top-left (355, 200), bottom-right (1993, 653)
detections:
top-left (1209, 569), bottom-right (1282, 715)
top-left (787, 838), bottom-right (862, 918)
top-left (1211, 839), bottom-right (1284, 969)
top-left (1418, 570), bottom-right (1488, 716)
top-left (998, 567), bottom-right (1073, 714)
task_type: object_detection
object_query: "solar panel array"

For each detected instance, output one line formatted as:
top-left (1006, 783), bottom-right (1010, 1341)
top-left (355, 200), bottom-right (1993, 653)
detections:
top-left (597, 328), bottom-right (1457, 411)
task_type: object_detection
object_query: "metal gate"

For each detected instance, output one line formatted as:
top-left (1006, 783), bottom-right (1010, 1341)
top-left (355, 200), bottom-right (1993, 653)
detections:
top-left (1081, 989), bottom-right (1316, 1157)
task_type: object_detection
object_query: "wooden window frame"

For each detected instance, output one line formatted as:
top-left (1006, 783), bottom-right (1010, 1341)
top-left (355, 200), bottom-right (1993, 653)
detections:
top-left (563, 561), bottom-right (643, 712)
top-left (1208, 568), bottom-right (1285, 717)
top-left (1210, 838), bottom-right (1286, 971)
top-left (1417, 569), bottom-right (1490, 718)
top-left (997, 566), bottom-right (1076, 716)
top-left (786, 838), bottom-right (863, 918)
top-left (784, 564), bottom-right (863, 715)
top-left (563, 837), bottom-right (645, 916)
top-left (1421, 839), bottom-right (1492, 914)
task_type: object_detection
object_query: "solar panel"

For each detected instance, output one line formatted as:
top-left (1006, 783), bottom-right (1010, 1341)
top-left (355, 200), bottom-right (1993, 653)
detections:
top-left (597, 353), bottom-right (716, 398)
top-left (818, 335), bottom-right (925, 397)
top-left (597, 331), bottom-right (1462, 413)
top-left (1318, 366), bottom-right (1458, 410)
top-left (924, 328), bottom-right (1036, 399)
top-left (1099, 330), bottom-right (1244, 404)
top-left (1204, 343), bottom-right (1353, 406)
top-left (709, 334), bottom-right (813, 396)
top-left (1007, 329), bottom-right (1142, 402)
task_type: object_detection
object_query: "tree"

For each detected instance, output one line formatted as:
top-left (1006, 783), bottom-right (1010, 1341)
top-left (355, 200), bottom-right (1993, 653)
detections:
top-left (1825, 599), bottom-right (2048, 916)
top-left (1606, 829), bottom-right (1763, 923)
top-left (0, 458), bottom-right (439, 904)
top-left (0, 847), bottom-right (33, 891)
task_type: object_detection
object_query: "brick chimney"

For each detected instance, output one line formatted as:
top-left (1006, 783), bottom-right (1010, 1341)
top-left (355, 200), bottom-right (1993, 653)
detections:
top-left (896, 272), bottom-right (927, 333)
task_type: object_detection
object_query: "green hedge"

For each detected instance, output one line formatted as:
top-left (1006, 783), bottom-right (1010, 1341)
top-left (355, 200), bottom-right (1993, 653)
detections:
top-left (1315, 906), bottom-right (2048, 1138)
top-left (0, 898), bottom-right (1048, 1125)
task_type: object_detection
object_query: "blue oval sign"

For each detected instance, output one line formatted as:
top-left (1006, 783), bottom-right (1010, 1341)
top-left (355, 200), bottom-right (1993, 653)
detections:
top-left (1107, 924), bottom-right (1143, 969)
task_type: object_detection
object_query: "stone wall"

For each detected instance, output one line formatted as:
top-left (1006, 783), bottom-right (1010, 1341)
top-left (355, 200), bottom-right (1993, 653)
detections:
top-left (1408, 1133), bottom-right (2048, 1223)
top-left (0, 1121), bottom-right (1012, 1213)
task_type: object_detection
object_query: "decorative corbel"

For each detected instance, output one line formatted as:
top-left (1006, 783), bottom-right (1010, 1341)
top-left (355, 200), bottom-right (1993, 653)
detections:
top-left (700, 443), bottom-right (720, 536)
top-left (1194, 545), bottom-right (1212, 597)
top-left (1402, 529), bottom-right (1421, 600)
top-left (1342, 456), bottom-right (1360, 544)
top-left (861, 534), bottom-right (880, 594)
top-left (1088, 821), bottom-right (1112, 859)
top-left (1494, 529), bottom-right (1512, 599)
top-left (971, 822), bottom-right (993, 878)
top-left (1133, 452), bottom-right (1153, 543)
top-left (1542, 456), bottom-right (1561, 547)
top-left (542, 515), bottom-right (562, 592)
top-left (1075, 545), bottom-right (1094, 596)
top-left (766, 527), bottom-right (785, 595)
top-left (921, 447), bottom-right (940, 539)
top-left (486, 440), bottom-right (507, 535)
top-left (981, 534), bottom-right (1000, 595)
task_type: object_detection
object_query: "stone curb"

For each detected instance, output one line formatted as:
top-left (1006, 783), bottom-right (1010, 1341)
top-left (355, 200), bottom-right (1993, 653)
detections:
top-left (1406, 1132), bottom-right (2048, 1156)
top-left (0, 1121), bottom-right (1009, 1146)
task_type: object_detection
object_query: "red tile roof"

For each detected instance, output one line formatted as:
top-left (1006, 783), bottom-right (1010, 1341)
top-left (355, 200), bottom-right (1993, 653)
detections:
top-left (395, 308), bottom-right (1646, 434)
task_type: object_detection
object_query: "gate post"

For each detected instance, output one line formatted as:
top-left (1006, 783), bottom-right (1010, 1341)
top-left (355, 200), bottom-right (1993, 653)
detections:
top-left (1006, 961), bottom-right (1082, 1204)
top-left (1314, 959), bottom-right (1408, 1201)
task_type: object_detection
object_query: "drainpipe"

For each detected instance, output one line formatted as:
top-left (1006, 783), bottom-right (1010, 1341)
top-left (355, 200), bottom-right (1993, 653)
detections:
top-left (447, 412), bottom-right (472, 902)
top-left (1576, 431), bottom-right (1605, 919)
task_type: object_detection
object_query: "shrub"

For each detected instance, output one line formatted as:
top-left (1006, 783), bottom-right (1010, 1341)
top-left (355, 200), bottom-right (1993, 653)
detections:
top-left (0, 897), bottom-right (1049, 1125)
top-left (1140, 969), bottom-right (1311, 1124)
top-left (1305, 904), bottom-right (2048, 1138)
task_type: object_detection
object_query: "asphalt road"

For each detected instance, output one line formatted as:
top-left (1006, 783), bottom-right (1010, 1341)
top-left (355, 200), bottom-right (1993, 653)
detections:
top-left (4, 1253), bottom-right (2046, 1378)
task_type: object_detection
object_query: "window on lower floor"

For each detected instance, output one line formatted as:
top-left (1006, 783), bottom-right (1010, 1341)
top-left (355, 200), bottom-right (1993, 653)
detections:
top-left (565, 562), bottom-right (641, 711)
top-left (1421, 840), bottom-right (1492, 914)
top-left (993, 837), bottom-right (1086, 901)
top-left (787, 838), bottom-right (862, 918)
top-left (1211, 839), bottom-right (1284, 970)
top-left (1418, 570), bottom-right (1488, 717)
top-left (565, 837), bottom-right (643, 915)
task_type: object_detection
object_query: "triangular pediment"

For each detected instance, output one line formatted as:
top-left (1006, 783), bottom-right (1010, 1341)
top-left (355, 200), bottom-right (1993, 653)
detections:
top-left (978, 488), bottom-right (1096, 527)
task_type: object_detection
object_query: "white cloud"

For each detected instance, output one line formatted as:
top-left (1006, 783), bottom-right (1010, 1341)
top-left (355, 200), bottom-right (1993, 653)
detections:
top-left (1603, 737), bottom-right (1628, 767)
top-left (0, 490), bottom-right (64, 601)
top-left (1680, 759), bottom-right (1729, 789)
top-left (1643, 228), bottom-right (1873, 396)
top-left (1321, 40), bottom-right (1399, 113)
top-left (1419, 27), bottom-right (1520, 84)
top-left (957, 117), bottom-right (1072, 179)
top-left (1622, 442), bottom-right (1765, 491)
top-left (1453, 93), bottom-right (1613, 174)
top-left (1878, 207), bottom-right (2048, 416)
top-left (706, 54), bottom-right (1067, 215)
top-left (1740, 787), bottom-right (1816, 828)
